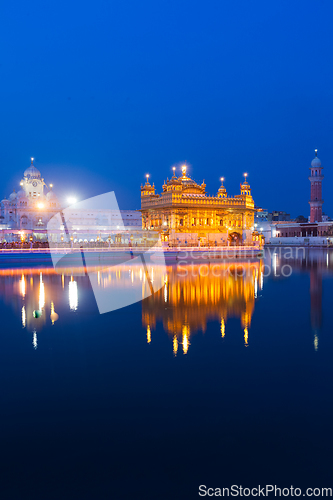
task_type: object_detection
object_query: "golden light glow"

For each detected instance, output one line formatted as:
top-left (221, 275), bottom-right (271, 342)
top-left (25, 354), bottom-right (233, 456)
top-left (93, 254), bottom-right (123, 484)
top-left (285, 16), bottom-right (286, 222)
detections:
top-left (221, 317), bottom-right (225, 338)
top-left (50, 301), bottom-right (59, 324)
top-left (37, 202), bottom-right (44, 209)
top-left (173, 335), bottom-right (178, 356)
top-left (39, 273), bottom-right (45, 312)
top-left (147, 325), bottom-right (151, 344)
top-left (19, 274), bottom-right (26, 297)
top-left (244, 327), bottom-right (248, 346)
top-left (141, 262), bottom-right (262, 355)
top-left (50, 183), bottom-right (53, 188)
top-left (182, 324), bottom-right (190, 355)
top-left (182, 165), bottom-right (187, 175)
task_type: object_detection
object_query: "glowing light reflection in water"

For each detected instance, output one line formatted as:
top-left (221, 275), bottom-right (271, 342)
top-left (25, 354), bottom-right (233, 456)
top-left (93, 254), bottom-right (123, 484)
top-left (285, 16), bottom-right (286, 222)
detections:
top-left (0, 248), bottom-right (328, 354)
top-left (69, 280), bottom-right (78, 311)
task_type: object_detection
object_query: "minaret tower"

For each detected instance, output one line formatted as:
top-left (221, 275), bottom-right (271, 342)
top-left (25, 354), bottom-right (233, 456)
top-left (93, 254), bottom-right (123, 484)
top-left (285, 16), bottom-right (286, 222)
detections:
top-left (309, 149), bottom-right (324, 223)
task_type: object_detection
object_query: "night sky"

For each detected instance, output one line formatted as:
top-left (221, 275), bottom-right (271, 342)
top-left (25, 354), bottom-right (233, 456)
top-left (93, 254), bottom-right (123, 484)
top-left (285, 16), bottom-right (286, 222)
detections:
top-left (1, 0), bottom-right (332, 217)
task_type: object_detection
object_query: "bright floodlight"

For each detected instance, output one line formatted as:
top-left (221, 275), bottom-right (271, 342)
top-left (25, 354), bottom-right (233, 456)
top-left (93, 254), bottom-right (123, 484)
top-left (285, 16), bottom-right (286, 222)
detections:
top-left (37, 202), bottom-right (44, 209)
top-left (67, 197), bottom-right (77, 205)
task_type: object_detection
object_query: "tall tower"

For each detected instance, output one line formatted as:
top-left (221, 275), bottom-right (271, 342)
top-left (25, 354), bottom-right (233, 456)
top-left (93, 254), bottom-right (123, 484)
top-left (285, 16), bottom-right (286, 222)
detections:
top-left (309, 149), bottom-right (323, 223)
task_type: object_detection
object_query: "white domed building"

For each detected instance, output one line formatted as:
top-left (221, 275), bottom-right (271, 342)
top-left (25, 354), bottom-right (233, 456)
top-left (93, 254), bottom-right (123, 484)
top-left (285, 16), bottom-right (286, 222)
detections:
top-left (0, 159), bottom-right (61, 237)
top-left (0, 158), bottom-right (142, 243)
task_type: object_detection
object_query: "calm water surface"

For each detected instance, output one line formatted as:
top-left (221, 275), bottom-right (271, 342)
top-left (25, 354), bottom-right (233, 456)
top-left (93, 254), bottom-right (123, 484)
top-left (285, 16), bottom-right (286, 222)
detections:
top-left (0, 248), bottom-right (332, 499)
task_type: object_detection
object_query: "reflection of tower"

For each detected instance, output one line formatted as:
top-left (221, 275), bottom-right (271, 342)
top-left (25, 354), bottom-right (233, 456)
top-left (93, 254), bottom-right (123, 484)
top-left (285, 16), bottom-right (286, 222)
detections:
top-left (309, 150), bottom-right (324, 223)
top-left (310, 265), bottom-right (322, 350)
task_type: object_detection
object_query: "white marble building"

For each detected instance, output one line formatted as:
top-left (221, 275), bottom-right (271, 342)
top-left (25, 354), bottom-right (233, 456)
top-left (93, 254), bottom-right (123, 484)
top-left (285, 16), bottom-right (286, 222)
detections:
top-left (0, 159), bottom-right (141, 241)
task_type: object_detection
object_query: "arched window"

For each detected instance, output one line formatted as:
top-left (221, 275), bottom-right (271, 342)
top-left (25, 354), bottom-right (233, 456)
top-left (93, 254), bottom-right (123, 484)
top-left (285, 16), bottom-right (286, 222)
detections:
top-left (21, 215), bottom-right (28, 226)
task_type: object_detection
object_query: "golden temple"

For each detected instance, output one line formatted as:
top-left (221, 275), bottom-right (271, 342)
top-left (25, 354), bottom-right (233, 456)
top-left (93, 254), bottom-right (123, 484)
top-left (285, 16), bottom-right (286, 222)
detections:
top-left (140, 165), bottom-right (258, 246)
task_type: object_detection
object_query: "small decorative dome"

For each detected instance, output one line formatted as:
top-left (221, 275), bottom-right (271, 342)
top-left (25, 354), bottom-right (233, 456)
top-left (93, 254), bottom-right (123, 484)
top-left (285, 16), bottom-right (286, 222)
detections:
top-left (9, 190), bottom-right (17, 201)
top-left (24, 158), bottom-right (41, 178)
top-left (218, 178), bottom-right (227, 198)
top-left (16, 189), bottom-right (27, 199)
top-left (46, 190), bottom-right (57, 200)
top-left (311, 149), bottom-right (321, 167)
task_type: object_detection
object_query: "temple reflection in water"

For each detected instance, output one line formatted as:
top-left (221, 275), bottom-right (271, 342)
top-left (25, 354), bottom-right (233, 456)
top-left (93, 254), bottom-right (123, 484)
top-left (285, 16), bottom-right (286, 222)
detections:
top-left (0, 268), bottom-right (81, 349)
top-left (0, 247), bottom-right (331, 353)
top-left (142, 262), bottom-right (263, 354)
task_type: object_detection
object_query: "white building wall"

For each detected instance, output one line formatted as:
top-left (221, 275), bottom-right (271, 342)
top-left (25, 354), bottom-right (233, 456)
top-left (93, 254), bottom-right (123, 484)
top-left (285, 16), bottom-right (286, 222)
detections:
top-left (269, 236), bottom-right (333, 246)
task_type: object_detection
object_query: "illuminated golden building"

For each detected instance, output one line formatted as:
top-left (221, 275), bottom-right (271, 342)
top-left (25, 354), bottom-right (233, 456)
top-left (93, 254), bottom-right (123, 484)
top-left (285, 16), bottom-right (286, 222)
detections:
top-left (140, 166), bottom-right (256, 246)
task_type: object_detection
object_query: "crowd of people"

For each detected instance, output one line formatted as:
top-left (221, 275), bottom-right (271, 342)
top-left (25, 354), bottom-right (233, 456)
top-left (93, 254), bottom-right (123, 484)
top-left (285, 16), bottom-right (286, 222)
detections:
top-left (0, 241), bottom-right (49, 249)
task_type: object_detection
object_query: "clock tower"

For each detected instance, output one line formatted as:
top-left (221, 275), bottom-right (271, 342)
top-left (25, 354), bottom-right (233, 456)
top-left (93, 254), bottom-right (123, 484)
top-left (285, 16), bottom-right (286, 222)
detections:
top-left (21, 158), bottom-right (46, 199)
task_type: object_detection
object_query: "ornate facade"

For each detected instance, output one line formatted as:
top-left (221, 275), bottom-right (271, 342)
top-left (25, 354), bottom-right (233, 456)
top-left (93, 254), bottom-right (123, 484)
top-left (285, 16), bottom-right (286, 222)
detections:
top-left (1, 158), bottom-right (61, 231)
top-left (140, 165), bottom-right (256, 245)
top-left (0, 158), bottom-right (142, 241)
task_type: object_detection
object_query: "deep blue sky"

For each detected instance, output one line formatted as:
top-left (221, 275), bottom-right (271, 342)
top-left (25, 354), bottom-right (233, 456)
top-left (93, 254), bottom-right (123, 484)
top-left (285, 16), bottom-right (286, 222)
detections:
top-left (1, 0), bottom-right (332, 216)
